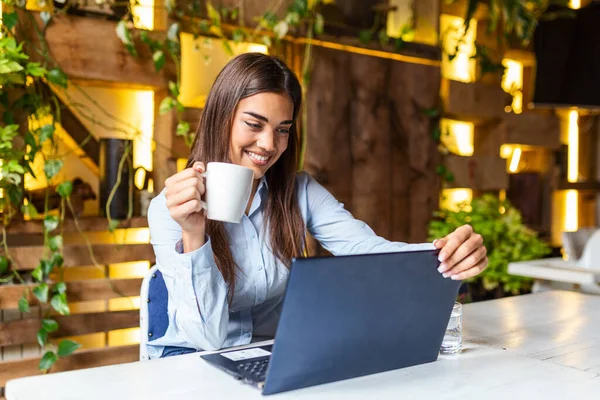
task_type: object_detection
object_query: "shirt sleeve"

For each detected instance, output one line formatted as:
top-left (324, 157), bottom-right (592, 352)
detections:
top-left (302, 173), bottom-right (434, 255)
top-left (147, 190), bottom-right (230, 350)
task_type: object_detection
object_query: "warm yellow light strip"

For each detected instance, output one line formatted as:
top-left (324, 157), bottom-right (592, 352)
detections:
top-left (508, 147), bottom-right (522, 173)
top-left (569, 0), bottom-right (581, 9)
top-left (440, 189), bottom-right (473, 212)
top-left (567, 110), bottom-right (579, 183)
top-left (501, 59), bottom-right (524, 114)
top-left (133, 91), bottom-right (154, 190)
top-left (565, 190), bottom-right (578, 231)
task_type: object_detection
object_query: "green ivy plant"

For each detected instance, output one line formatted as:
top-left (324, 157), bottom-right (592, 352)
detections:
top-left (428, 194), bottom-right (551, 297)
top-left (0, 11), bottom-right (81, 371)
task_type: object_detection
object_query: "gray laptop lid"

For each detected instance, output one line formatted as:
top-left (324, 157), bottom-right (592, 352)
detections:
top-left (263, 249), bottom-right (461, 395)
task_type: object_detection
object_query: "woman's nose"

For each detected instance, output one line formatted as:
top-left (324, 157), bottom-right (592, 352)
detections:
top-left (256, 129), bottom-right (276, 152)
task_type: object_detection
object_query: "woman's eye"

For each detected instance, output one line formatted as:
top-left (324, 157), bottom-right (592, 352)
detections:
top-left (245, 121), bottom-right (262, 130)
top-left (277, 128), bottom-right (290, 134)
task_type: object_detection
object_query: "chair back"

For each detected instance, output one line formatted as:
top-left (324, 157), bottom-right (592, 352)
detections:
top-left (139, 265), bottom-right (169, 360)
top-left (562, 228), bottom-right (598, 261)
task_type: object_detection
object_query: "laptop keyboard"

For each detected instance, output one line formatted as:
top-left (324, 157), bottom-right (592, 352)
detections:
top-left (237, 359), bottom-right (269, 381)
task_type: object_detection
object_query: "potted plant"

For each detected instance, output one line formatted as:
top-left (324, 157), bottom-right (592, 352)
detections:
top-left (428, 193), bottom-right (551, 302)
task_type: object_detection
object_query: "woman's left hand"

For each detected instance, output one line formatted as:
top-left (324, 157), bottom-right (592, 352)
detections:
top-left (434, 225), bottom-right (488, 280)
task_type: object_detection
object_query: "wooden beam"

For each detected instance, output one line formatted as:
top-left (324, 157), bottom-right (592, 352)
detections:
top-left (441, 79), bottom-right (510, 121)
top-left (7, 244), bottom-right (155, 271)
top-left (6, 217), bottom-right (148, 235)
top-left (440, 0), bottom-right (489, 21)
top-left (0, 344), bottom-right (139, 388)
top-left (0, 310), bottom-right (138, 347)
top-left (445, 154), bottom-right (508, 190)
top-left (502, 112), bottom-right (561, 148)
top-left (414, 0), bottom-right (440, 46)
top-left (0, 278), bottom-right (143, 310)
top-left (21, 13), bottom-right (168, 88)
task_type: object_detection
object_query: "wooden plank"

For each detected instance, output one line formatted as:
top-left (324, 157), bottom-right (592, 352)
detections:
top-left (445, 154), bottom-right (508, 190)
top-left (6, 217), bottom-right (148, 235)
top-left (441, 79), bottom-right (510, 120)
top-left (7, 244), bottom-right (154, 271)
top-left (0, 310), bottom-right (138, 347)
top-left (1, 279), bottom-right (142, 309)
top-left (0, 279), bottom-right (142, 310)
top-left (440, 0), bottom-right (489, 21)
top-left (502, 112), bottom-right (561, 148)
top-left (414, 0), bottom-right (440, 46)
top-left (0, 344), bottom-right (139, 388)
top-left (20, 12), bottom-right (168, 88)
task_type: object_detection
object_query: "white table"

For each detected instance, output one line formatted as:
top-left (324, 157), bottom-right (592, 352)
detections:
top-left (508, 258), bottom-right (600, 294)
top-left (7, 291), bottom-right (600, 399)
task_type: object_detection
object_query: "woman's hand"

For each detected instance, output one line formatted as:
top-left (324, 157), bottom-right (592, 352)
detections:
top-left (164, 161), bottom-right (207, 252)
top-left (433, 225), bottom-right (488, 280)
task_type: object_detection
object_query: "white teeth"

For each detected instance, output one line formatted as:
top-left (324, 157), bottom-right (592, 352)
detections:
top-left (246, 151), bottom-right (269, 162)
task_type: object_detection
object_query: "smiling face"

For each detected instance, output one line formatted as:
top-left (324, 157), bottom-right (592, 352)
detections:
top-left (229, 92), bottom-right (294, 180)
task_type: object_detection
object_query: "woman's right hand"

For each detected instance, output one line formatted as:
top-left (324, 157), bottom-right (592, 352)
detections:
top-left (164, 161), bottom-right (207, 252)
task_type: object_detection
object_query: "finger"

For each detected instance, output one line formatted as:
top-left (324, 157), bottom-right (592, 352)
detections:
top-left (169, 199), bottom-right (203, 221)
top-left (438, 224), bottom-right (474, 263)
top-left (448, 257), bottom-right (488, 281)
top-left (166, 184), bottom-right (202, 209)
top-left (191, 161), bottom-right (205, 172)
top-left (433, 238), bottom-right (447, 249)
top-left (444, 245), bottom-right (487, 278)
top-left (164, 164), bottom-right (205, 187)
top-left (169, 176), bottom-right (205, 199)
top-left (438, 232), bottom-right (483, 273)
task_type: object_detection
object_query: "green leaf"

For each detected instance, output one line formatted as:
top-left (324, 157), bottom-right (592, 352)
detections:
top-left (314, 13), bottom-right (324, 35)
top-left (359, 30), bottom-right (372, 44)
top-left (207, 2), bottom-right (222, 25)
top-left (37, 328), bottom-right (48, 347)
top-left (49, 235), bottom-right (63, 252)
top-left (25, 131), bottom-right (37, 152)
top-left (42, 318), bottom-right (59, 333)
top-left (39, 351), bottom-right (58, 372)
top-left (39, 124), bottom-right (55, 144)
top-left (26, 62), bottom-right (47, 77)
top-left (18, 295), bottom-right (30, 313)
top-left (55, 282), bottom-right (67, 294)
top-left (44, 159), bottom-right (63, 180)
top-left (44, 215), bottom-right (59, 232)
top-left (47, 68), bottom-right (68, 88)
top-left (168, 81), bottom-right (179, 98)
top-left (261, 35), bottom-right (272, 47)
top-left (3, 110), bottom-right (14, 125)
top-left (167, 23), bottom-right (180, 42)
top-left (40, 11), bottom-right (52, 26)
top-left (423, 107), bottom-right (440, 118)
top-left (33, 283), bottom-right (49, 303)
top-left (176, 121), bottom-right (190, 137)
top-left (21, 202), bottom-right (39, 218)
top-left (232, 28), bottom-right (244, 43)
top-left (116, 20), bottom-right (137, 57)
top-left (108, 219), bottom-right (120, 232)
top-left (273, 21), bottom-right (289, 39)
top-left (57, 340), bottom-right (81, 357)
top-left (221, 40), bottom-right (233, 56)
top-left (198, 20), bottom-right (209, 33)
top-left (394, 37), bottom-right (406, 51)
top-left (3, 12), bottom-right (18, 30)
top-left (158, 96), bottom-right (176, 115)
top-left (152, 50), bottom-right (165, 72)
top-left (51, 252), bottom-right (64, 268)
top-left (0, 255), bottom-right (9, 275)
top-left (432, 126), bottom-right (441, 141)
top-left (57, 181), bottom-right (73, 198)
top-left (51, 293), bottom-right (70, 315)
top-left (32, 265), bottom-right (44, 282)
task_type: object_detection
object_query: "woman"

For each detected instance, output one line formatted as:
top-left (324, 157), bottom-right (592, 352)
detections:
top-left (147, 53), bottom-right (488, 358)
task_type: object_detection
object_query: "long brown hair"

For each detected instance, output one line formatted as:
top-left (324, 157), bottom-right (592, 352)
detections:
top-left (187, 53), bottom-right (305, 297)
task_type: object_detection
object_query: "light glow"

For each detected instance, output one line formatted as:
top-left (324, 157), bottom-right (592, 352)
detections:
top-left (440, 119), bottom-right (474, 156)
top-left (568, 110), bottom-right (579, 183)
top-left (440, 15), bottom-right (477, 83)
top-left (565, 190), bottom-right (578, 231)
top-left (508, 147), bottom-right (522, 173)
top-left (502, 59), bottom-right (524, 114)
top-left (132, 0), bottom-right (154, 30)
top-left (440, 189), bottom-right (473, 212)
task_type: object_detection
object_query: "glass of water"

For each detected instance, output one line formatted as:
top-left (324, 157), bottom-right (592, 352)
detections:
top-left (440, 302), bottom-right (462, 354)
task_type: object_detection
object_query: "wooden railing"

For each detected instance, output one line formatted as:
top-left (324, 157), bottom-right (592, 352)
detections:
top-left (0, 217), bottom-right (154, 392)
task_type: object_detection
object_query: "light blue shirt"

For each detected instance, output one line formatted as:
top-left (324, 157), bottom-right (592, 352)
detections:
top-left (147, 171), bottom-right (433, 358)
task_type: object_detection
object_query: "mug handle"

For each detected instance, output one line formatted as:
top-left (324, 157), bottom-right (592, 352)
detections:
top-left (199, 171), bottom-right (208, 211)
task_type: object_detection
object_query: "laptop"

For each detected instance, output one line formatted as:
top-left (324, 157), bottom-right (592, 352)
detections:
top-left (201, 249), bottom-right (461, 395)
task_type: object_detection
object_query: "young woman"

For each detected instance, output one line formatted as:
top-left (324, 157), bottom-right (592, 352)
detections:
top-left (147, 53), bottom-right (488, 358)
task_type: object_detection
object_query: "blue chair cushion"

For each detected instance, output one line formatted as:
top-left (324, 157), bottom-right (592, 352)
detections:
top-left (147, 269), bottom-right (169, 342)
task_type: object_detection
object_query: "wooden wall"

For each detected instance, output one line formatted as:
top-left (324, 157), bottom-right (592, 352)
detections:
top-left (304, 46), bottom-right (442, 244)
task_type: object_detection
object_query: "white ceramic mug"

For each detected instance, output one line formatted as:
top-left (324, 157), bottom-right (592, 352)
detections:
top-left (200, 162), bottom-right (254, 223)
